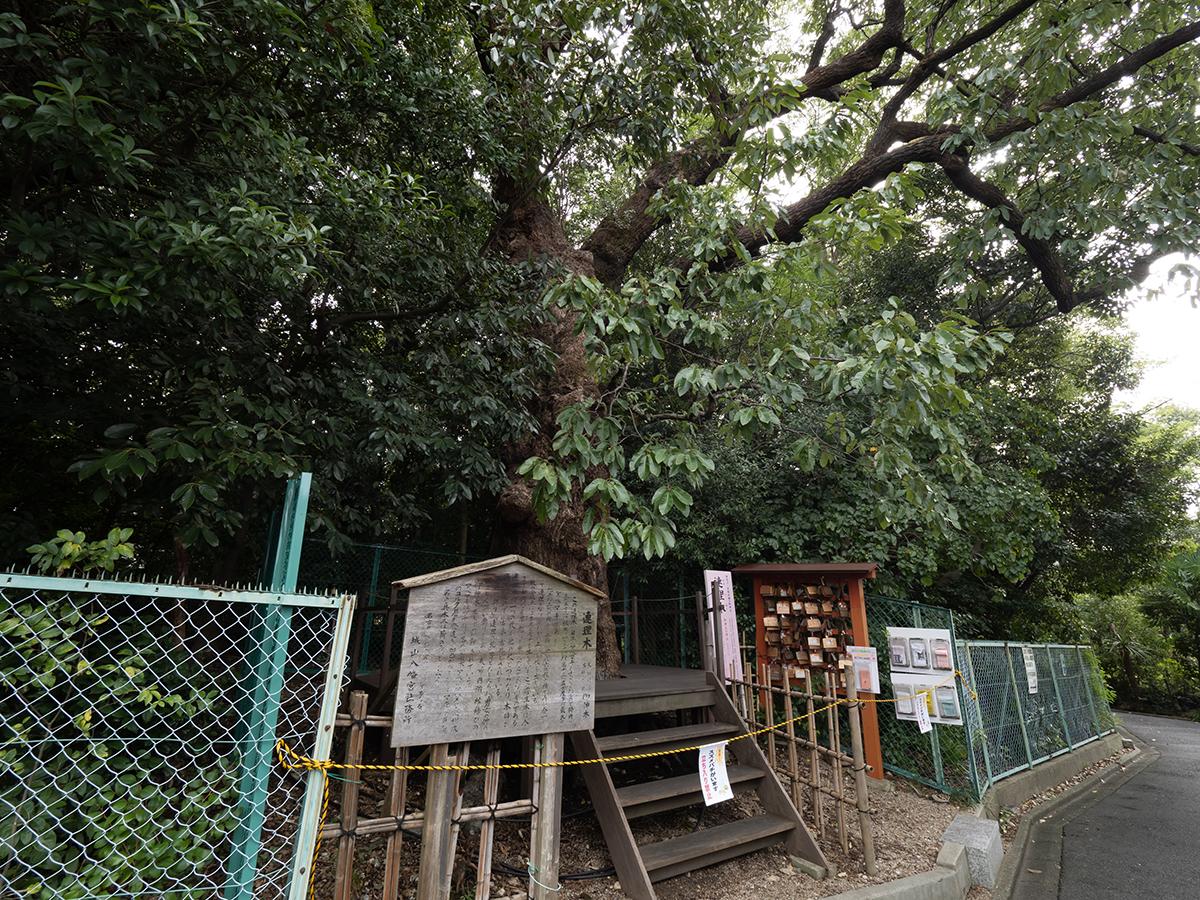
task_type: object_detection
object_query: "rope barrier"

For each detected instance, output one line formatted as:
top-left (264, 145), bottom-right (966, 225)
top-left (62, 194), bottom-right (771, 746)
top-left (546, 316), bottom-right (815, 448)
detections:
top-left (277, 668), bottom-right (968, 899)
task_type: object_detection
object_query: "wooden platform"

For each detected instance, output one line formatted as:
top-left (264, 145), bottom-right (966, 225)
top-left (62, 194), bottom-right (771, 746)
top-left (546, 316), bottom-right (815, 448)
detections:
top-left (595, 664), bottom-right (712, 717)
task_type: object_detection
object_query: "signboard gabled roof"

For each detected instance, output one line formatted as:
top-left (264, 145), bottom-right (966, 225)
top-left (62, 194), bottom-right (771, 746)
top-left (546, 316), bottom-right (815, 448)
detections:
top-left (393, 554), bottom-right (606, 599)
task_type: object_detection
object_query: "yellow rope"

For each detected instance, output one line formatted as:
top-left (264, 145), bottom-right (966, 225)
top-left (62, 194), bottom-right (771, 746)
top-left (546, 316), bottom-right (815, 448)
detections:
top-left (277, 668), bottom-right (971, 898)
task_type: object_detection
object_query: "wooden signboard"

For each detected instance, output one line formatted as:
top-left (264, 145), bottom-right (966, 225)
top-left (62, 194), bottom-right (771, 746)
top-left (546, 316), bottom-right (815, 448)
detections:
top-left (391, 555), bottom-right (601, 747)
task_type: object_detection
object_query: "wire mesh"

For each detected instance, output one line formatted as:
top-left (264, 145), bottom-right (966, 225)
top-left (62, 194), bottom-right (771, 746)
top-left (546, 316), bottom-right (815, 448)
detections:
top-left (0, 576), bottom-right (344, 899)
top-left (625, 596), bottom-right (701, 669)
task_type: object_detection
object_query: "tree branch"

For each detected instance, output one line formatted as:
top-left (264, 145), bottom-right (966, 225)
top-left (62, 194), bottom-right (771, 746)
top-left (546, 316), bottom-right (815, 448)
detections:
top-left (581, 0), bottom-right (907, 285)
top-left (987, 19), bottom-right (1200, 142)
top-left (870, 0), bottom-right (1039, 152)
top-left (937, 154), bottom-right (1077, 311)
top-left (1132, 125), bottom-right (1200, 157)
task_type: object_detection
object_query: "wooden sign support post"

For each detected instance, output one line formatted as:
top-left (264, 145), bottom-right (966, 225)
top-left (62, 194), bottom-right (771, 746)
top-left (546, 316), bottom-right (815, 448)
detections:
top-left (528, 733), bottom-right (566, 900)
top-left (417, 744), bottom-right (464, 900)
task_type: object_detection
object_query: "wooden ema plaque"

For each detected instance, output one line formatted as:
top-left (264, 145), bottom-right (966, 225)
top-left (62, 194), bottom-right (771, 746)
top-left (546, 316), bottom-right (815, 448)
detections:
top-left (391, 555), bottom-right (601, 747)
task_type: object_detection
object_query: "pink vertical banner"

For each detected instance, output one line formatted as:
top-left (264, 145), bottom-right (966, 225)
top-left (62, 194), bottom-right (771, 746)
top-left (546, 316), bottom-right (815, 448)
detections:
top-left (703, 570), bottom-right (744, 683)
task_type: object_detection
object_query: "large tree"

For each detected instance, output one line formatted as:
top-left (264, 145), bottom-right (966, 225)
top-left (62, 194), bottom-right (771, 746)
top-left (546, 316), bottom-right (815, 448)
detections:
top-left (4, 2), bottom-right (1200, 673)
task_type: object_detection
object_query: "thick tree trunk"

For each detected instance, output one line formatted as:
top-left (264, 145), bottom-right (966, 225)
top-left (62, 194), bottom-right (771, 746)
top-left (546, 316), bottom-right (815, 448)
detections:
top-left (489, 186), bottom-right (623, 677)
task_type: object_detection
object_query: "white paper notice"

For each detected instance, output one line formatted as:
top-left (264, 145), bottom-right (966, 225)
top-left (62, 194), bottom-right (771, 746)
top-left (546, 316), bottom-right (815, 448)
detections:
top-left (698, 742), bottom-right (734, 805)
top-left (914, 693), bottom-right (933, 733)
top-left (1022, 647), bottom-right (1039, 694)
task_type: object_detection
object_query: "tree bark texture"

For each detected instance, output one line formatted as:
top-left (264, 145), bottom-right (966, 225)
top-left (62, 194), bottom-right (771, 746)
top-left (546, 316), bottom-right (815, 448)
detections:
top-left (489, 188), bottom-right (623, 677)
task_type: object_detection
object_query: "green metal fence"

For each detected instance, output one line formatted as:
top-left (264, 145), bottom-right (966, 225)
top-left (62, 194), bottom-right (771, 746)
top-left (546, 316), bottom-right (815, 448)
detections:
top-left (297, 540), bottom-right (479, 679)
top-left (866, 597), bottom-right (1115, 799)
top-left (0, 573), bottom-right (354, 899)
top-left (959, 642), bottom-right (1116, 793)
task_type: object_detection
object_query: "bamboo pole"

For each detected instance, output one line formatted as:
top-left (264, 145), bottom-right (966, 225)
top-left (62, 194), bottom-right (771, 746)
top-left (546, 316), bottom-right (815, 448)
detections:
top-left (806, 670), bottom-right (823, 838)
top-left (381, 746), bottom-right (409, 899)
top-left (474, 743), bottom-right (502, 900)
top-left (333, 691), bottom-right (368, 900)
top-left (781, 667), bottom-right (802, 811)
top-left (321, 800), bottom-right (537, 840)
top-left (845, 674), bottom-right (877, 875)
top-left (824, 670), bottom-right (848, 853)
top-left (762, 662), bottom-right (777, 770)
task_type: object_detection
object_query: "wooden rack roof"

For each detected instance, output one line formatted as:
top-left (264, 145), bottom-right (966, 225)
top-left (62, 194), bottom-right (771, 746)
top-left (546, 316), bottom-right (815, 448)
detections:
top-left (731, 562), bottom-right (878, 579)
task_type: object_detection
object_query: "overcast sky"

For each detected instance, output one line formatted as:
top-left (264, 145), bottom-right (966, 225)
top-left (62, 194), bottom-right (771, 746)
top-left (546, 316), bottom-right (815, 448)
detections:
top-left (1114, 255), bottom-right (1200, 413)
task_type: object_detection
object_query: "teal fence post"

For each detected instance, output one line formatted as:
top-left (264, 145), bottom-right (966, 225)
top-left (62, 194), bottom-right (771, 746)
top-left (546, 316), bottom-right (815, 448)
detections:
top-left (357, 545), bottom-right (384, 674)
top-left (224, 473), bottom-right (312, 899)
top-left (1047, 648), bottom-right (1073, 749)
top-left (1005, 643), bottom-right (1035, 768)
top-left (288, 589), bottom-right (356, 898)
top-left (1077, 645), bottom-right (1103, 737)
top-left (963, 642), bottom-right (993, 792)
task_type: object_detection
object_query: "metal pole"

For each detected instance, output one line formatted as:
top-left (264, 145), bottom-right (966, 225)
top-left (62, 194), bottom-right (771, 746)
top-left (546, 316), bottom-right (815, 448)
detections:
top-left (913, 607), bottom-right (945, 787)
top-left (1077, 645), bottom-right (1103, 737)
top-left (963, 642), bottom-right (993, 792)
top-left (1005, 643), bottom-right (1035, 768)
top-left (1047, 647), bottom-right (1073, 750)
top-left (227, 472), bottom-right (311, 900)
top-left (844, 673), bottom-right (877, 875)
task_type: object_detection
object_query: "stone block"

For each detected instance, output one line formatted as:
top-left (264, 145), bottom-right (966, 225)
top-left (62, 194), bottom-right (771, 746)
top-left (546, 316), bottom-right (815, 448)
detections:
top-left (941, 814), bottom-right (1002, 889)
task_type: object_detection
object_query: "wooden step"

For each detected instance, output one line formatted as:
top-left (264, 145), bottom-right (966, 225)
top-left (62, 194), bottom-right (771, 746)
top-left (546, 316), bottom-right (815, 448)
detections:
top-left (617, 766), bottom-right (764, 819)
top-left (596, 722), bottom-right (740, 758)
top-left (595, 686), bottom-right (716, 718)
top-left (639, 815), bottom-right (794, 882)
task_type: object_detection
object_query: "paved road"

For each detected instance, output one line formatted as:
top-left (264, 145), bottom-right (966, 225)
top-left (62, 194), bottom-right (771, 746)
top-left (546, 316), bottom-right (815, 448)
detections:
top-left (1057, 711), bottom-right (1200, 900)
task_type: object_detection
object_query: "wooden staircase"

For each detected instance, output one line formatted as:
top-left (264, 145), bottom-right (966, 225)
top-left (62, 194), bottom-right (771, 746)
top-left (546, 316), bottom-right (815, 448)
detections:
top-left (572, 668), bottom-right (827, 899)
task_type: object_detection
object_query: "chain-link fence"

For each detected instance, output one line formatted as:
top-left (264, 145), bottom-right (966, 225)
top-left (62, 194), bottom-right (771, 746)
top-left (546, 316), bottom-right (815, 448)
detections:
top-left (959, 642), bottom-right (1116, 792)
top-left (865, 596), bottom-right (977, 796)
top-left (619, 595), bottom-right (703, 669)
top-left (866, 597), bottom-right (1114, 799)
top-left (0, 572), bottom-right (351, 899)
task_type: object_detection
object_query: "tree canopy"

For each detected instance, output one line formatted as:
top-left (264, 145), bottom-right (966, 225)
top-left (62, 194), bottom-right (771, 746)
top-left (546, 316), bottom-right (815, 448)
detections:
top-left (3, 1), bottom-right (1200, 671)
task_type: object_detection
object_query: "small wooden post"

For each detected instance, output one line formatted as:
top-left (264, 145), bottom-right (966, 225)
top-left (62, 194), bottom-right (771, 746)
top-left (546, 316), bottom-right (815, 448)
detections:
top-left (417, 743), bottom-right (461, 900)
top-left (696, 591), bottom-right (713, 673)
top-left (781, 667), bottom-right (802, 811)
top-left (710, 583), bottom-right (727, 688)
top-left (528, 733), bottom-right (565, 900)
top-left (806, 674), bottom-right (824, 838)
top-left (844, 673), bottom-right (877, 875)
top-left (381, 746), bottom-right (409, 900)
top-left (333, 691), bottom-right (369, 900)
top-left (846, 575), bottom-right (884, 779)
top-left (474, 743), bottom-right (502, 900)
top-left (631, 596), bottom-right (640, 664)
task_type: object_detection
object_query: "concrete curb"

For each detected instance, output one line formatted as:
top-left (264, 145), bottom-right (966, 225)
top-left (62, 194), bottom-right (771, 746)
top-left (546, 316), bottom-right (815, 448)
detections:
top-left (978, 732), bottom-right (1124, 818)
top-left (824, 732), bottom-right (1128, 900)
